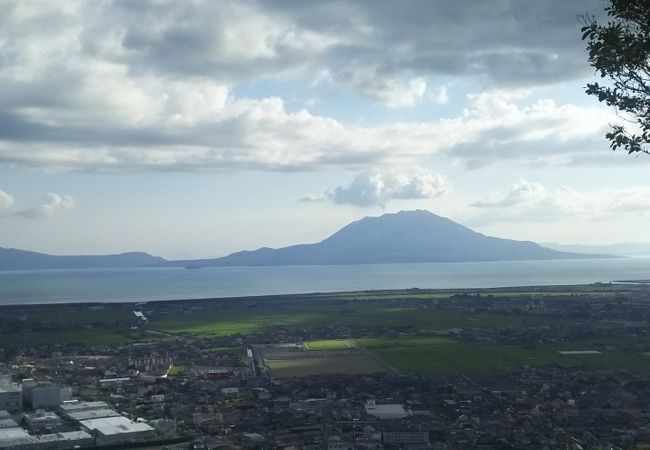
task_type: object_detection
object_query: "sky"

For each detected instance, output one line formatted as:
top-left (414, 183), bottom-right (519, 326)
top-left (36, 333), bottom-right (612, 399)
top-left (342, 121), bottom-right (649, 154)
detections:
top-left (1, 0), bottom-right (650, 259)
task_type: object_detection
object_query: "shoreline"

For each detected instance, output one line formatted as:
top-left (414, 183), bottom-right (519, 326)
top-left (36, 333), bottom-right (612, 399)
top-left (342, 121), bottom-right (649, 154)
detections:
top-left (0, 282), bottom-right (630, 308)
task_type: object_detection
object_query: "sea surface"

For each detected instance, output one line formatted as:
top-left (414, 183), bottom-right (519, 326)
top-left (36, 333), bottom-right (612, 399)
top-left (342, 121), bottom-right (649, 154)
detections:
top-left (1, 257), bottom-right (649, 305)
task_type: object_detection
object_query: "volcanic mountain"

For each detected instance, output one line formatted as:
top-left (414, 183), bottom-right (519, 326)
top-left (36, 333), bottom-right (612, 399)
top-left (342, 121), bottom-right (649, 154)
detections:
top-left (187, 210), bottom-right (602, 266)
top-left (1, 210), bottom-right (608, 270)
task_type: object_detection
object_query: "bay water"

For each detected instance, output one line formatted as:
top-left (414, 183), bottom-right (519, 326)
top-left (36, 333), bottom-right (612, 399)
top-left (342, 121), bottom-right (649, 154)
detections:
top-left (1, 258), bottom-right (649, 305)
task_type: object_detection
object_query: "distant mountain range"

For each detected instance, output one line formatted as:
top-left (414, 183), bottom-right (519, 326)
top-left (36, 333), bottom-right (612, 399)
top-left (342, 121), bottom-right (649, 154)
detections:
top-left (0, 247), bottom-right (166, 271)
top-left (0, 210), bottom-right (613, 271)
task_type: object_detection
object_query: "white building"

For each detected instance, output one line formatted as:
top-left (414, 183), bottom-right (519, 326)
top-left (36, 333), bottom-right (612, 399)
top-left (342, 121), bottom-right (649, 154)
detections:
top-left (31, 430), bottom-right (93, 449)
top-left (0, 428), bottom-right (93, 450)
top-left (221, 387), bottom-right (239, 397)
top-left (80, 416), bottom-right (156, 446)
top-left (58, 400), bottom-right (109, 414)
top-left (0, 427), bottom-right (32, 449)
top-left (365, 400), bottom-right (409, 420)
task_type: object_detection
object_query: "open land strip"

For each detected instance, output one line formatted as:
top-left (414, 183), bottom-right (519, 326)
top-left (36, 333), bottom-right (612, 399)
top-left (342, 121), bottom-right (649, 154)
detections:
top-left (2, 282), bottom-right (650, 376)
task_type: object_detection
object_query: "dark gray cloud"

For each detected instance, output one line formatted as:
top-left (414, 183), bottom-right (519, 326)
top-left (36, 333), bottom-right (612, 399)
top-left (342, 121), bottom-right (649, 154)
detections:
top-left (0, 0), bottom-right (616, 172)
top-left (261, 0), bottom-right (602, 86)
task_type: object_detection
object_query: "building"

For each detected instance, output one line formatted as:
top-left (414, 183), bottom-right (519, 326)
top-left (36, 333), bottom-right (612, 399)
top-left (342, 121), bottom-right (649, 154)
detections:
top-left (22, 380), bottom-right (62, 410)
top-left (66, 408), bottom-right (121, 422)
top-left (31, 431), bottom-right (93, 449)
top-left (0, 428), bottom-right (31, 449)
top-left (24, 410), bottom-right (63, 432)
top-left (0, 383), bottom-right (22, 412)
top-left (0, 396), bottom-right (159, 449)
top-left (80, 416), bottom-right (156, 446)
top-left (58, 400), bottom-right (110, 414)
top-left (365, 400), bottom-right (409, 420)
top-left (0, 429), bottom-right (93, 450)
top-left (221, 387), bottom-right (239, 397)
top-left (383, 430), bottom-right (430, 445)
top-left (207, 369), bottom-right (232, 380)
top-left (0, 416), bottom-right (20, 431)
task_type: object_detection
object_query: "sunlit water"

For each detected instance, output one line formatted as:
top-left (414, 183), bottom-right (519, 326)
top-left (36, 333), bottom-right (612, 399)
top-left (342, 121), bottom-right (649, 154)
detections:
top-left (1, 258), bottom-right (649, 305)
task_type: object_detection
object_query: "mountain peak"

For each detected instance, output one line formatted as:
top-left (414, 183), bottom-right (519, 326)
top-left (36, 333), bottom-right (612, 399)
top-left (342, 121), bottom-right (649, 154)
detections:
top-left (0, 210), bottom-right (604, 270)
top-left (206, 209), bottom-right (595, 266)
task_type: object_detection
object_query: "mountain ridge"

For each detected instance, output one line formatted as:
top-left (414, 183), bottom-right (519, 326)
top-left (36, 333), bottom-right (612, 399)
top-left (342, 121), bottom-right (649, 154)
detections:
top-left (0, 247), bottom-right (166, 271)
top-left (179, 210), bottom-right (611, 267)
top-left (0, 210), bottom-right (613, 271)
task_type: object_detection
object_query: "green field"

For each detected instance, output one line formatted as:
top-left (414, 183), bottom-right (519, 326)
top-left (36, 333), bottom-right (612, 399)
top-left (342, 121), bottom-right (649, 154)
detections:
top-left (303, 339), bottom-right (354, 350)
top-left (265, 355), bottom-right (386, 377)
top-left (0, 285), bottom-right (636, 355)
top-left (3, 306), bottom-right (135, 326)
top-left (151, 310), bottom-right (327, 336)
top-left (0, 300), bottom-right (563, 347)
top-left (167, 364), bottom-right (184, 376)
top-left (0, 329), bottom-right (133, 346)
top-left (260, 345), bottom-right (387, 377)
top-left (338, 292), bottom-right (610, 300)
top-left (150, 305), bottom-right (563, 337)
top-left (252, 335), bottom-right (650, 377)
top-left (357, 337), bottom-right (650, 374)
top-left (0, 304), bottom-right (142, 346)
top-left (331, 288), bottom-right (622, 301)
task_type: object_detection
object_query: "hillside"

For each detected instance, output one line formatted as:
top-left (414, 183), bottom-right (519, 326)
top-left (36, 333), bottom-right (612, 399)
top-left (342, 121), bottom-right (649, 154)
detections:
top-left (1, 210), bottom-right (610, 271)
top-left (0, 247), bottom-right (166, 271)
top-left (190, 210), bottom-right (602, 267)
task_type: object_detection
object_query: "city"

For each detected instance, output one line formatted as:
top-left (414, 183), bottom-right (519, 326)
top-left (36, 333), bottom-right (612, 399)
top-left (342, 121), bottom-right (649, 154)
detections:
top-left (2, 284), bottom-right (650, 449)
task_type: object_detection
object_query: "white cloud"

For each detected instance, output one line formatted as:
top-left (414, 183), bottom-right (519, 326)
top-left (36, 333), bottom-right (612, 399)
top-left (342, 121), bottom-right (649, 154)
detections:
top-left (471, 179), bottom-right (650, 224)
top-left (17, 193), bottom-right (75, 219)
top-left (0, 190), bottom-right (74, 219)
top-left (472, 179), bottom-right (547, 208)
top-left (0, 190), bottom-right (15, 210)
top-left (303, 168), bottom-right (451, 207)
top-left (0, 1), bottom-right (625, 172)
top-left (0, 91), bottom-right (620, 171)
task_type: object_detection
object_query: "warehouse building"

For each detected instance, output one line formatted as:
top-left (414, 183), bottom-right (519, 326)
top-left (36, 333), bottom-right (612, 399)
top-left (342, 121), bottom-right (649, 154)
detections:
top-left (80, 416), bottom-right (156, 446)
top-left (65, 408), bottom-right (120, 422)
top-left (0, 428), bottom-right (93, 450)
top-left (58, 401), bottom-right (109, 415)
top-left (365, 400), bottom-right (409, 420)
top-left (0, 427), bottom-right (31, 449)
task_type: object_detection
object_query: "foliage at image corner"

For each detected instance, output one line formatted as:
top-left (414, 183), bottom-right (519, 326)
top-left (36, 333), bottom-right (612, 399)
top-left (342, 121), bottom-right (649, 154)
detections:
top-left (581, 0), bottom-right (650, 155)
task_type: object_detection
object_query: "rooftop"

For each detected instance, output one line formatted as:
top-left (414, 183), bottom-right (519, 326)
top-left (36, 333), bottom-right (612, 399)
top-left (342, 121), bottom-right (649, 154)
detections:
top-left (59, 400), bottom-right (109, 412)
top-left (365, 403), bottom-right (408, 419)
top-left (0, 383), bottom-right (21, 393)
top-left (67, 408), bottom-right (121, 421)
top-left (0, 418), bottom-right (20, 429)
top-left (36, 431), bottom-right (93, 443)
top-left (0, 427), bottom-right (30, 440)
top-left (80, 416), bottom-right (155, 436)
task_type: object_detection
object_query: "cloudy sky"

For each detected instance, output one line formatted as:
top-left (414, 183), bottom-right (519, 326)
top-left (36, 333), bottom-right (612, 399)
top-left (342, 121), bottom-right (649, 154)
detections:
top-left (1, 0), bottom-right (649, 259)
